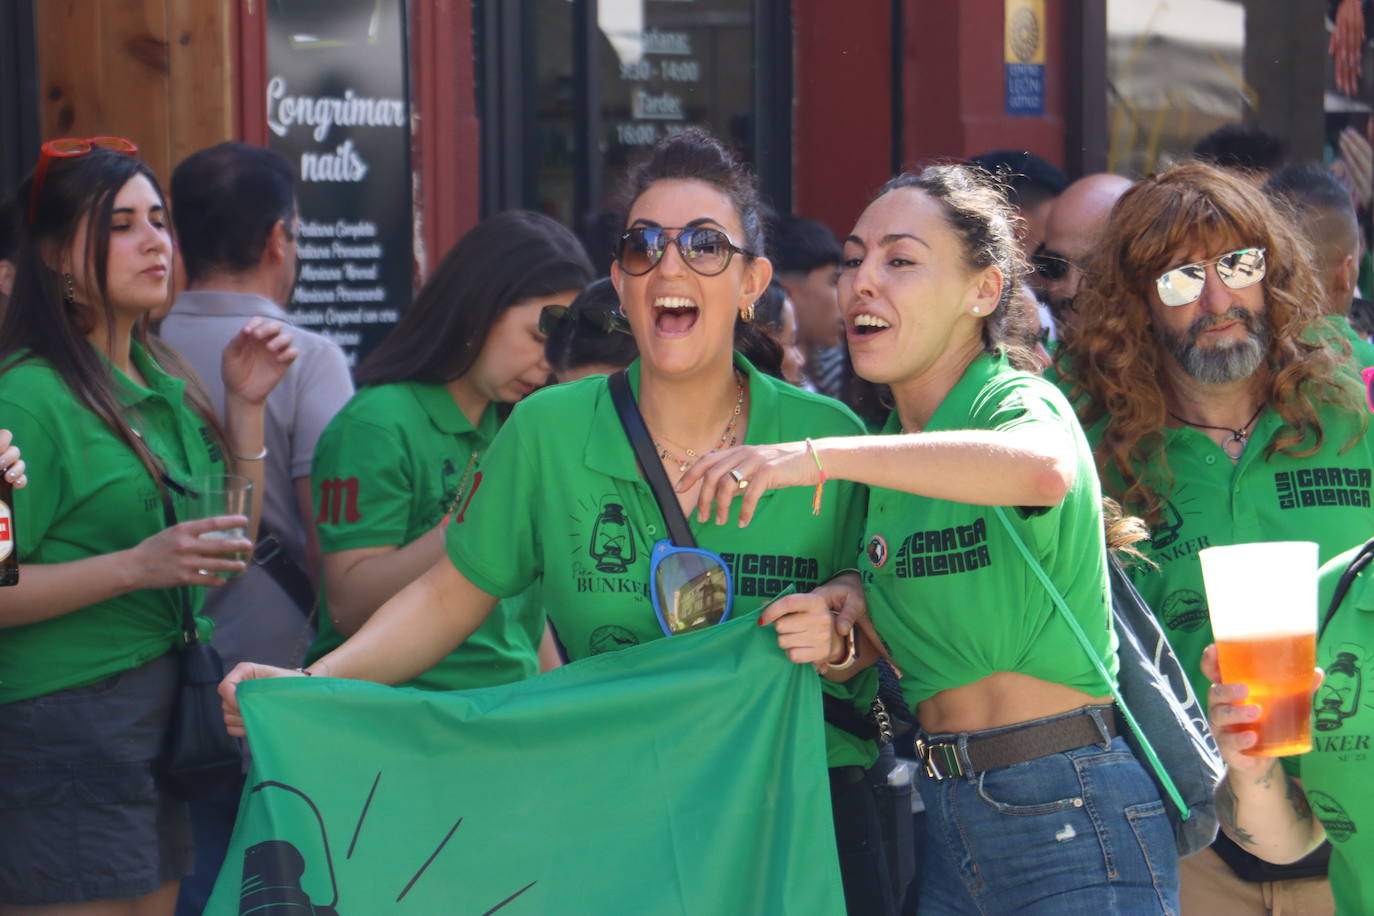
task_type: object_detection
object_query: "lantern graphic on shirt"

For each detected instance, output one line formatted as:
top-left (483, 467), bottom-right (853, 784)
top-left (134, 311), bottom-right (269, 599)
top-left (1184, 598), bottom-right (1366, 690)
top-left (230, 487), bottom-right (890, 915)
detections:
top-left (1315, 643), bottom-right (1364, 731)
top-left (588, 501), bottom-right (636, 574)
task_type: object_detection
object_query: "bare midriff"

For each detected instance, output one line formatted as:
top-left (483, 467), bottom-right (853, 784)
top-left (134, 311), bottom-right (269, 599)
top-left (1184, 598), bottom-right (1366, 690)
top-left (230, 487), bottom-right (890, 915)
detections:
top-left (917, 670), bottom-right (1112, 735)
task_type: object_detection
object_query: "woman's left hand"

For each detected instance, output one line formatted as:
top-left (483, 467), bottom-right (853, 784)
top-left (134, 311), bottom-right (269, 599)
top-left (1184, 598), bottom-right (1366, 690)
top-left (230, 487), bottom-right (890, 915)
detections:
top-left (759, 589), bottom-right (841, 667)
top-left (222, 316), bottom-right (298, 405)
top-left (678, 440), bottom-right (822, 526)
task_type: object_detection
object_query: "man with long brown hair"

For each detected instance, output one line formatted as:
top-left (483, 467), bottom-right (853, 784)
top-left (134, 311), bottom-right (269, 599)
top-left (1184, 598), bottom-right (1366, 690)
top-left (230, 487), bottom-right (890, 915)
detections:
top-left (1057, 161), bottom-right (1374, 915)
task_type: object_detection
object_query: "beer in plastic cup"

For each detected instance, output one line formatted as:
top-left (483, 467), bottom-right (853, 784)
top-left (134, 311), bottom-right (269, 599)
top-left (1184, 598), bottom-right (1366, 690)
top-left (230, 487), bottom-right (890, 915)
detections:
top-left (1199, 541), bottom-right (1318, 756)
top-left (190, 474), bottom-right (252, 579)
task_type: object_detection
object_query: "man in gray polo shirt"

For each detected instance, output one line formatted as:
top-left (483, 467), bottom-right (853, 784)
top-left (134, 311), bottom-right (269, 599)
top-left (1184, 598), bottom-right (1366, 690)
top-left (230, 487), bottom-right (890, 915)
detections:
top-left (161, 142), bottom-right (353, 914)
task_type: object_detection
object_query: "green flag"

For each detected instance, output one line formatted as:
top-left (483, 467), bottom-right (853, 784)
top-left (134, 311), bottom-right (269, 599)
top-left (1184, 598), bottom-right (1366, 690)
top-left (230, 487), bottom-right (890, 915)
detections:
top-left (206, 614), bottom-right (846, 915)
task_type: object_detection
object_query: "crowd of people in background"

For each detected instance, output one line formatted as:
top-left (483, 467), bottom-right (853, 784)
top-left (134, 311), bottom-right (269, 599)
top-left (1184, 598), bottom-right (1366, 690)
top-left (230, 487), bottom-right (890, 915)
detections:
top-left (0, 104), bottom-right (1372, 916)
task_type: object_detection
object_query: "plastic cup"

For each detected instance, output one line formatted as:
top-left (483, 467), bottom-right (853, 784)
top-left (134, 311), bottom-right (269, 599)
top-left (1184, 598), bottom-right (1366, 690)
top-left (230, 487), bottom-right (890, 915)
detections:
top-left (1199, 541), bottom-right (1318, 756)
top-left (189, 473), bottom-right (252, 579)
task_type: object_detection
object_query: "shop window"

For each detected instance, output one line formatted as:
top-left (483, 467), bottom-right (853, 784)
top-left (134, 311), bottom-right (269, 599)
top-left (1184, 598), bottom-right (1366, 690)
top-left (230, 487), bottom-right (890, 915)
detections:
top-left (477, 0), bottom-right (789, 271)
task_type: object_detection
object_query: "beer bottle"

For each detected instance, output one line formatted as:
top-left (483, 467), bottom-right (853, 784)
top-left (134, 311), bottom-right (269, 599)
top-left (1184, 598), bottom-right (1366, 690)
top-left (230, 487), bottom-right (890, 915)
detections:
top-left (0, 473), bottom-right (16, 586)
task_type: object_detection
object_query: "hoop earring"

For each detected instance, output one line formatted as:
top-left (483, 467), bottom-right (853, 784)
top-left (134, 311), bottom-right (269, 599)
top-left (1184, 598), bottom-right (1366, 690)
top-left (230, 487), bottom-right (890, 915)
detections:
top-left (62, 273), bottom-right (75, 307)
top-left (740, 302), bottom-right (756, 323)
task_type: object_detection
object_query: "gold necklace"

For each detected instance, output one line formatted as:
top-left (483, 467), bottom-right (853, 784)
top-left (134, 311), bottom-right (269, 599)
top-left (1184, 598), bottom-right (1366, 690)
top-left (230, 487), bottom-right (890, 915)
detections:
top-left (652, 373), bottom-right (745, 473)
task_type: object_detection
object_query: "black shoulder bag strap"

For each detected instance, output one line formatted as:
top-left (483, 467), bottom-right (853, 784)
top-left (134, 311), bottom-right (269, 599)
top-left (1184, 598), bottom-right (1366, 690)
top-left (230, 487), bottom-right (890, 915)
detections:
top-left (253, 520), bottom-right (317, 619)
top-left (153, 475), bottom-right (199, 646)
top-left (608, 370), bottom-right (696, 548)
top-left (1321, 537), bottom-right (1374, 641)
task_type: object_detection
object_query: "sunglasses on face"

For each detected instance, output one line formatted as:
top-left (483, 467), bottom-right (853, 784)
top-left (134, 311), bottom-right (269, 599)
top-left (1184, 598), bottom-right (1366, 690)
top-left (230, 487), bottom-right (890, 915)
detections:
top-left (538, 305), bottom-right (630, 338)
top-left (615, 226), bottom-right (754, 277)
top-left (1032, 248), bottom-right (1072, 282)
top-left (27, 136), bottom-right (139, 221)
top-left (1154, 247), bottom-right (1267, 307)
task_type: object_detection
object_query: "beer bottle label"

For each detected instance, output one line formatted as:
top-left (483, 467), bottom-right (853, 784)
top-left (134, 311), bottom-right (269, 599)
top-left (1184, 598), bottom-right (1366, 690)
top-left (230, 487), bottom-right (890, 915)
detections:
top-left (0, 498), bottom-right (11, 562)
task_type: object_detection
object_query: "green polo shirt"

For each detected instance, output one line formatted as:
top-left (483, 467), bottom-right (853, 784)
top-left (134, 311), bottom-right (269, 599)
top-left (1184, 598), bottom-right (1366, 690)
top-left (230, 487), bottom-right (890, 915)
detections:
top-left (1322, 314), bottom-right (1374, 373)
top-left (1277, 544), bottom-right (1374, 915)
top-left (0, 343), bottom-right (223, 703)
top-left (445, 356), bottom-right (879, 769)
top-left (307, 381), bottom-right (544, 692)
top-left (1103, 398), bottom-right (1374, 703)
top-left (863, 352), bottom-right (1116, 711)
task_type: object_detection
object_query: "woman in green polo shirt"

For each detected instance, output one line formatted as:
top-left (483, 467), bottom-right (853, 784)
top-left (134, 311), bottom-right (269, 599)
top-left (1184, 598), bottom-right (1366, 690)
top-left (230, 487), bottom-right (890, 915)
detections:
top-left (0, 146), bottom-right (295, 911)
top-left (681, 165), bottom-right (1181, 913)
top-left (224, 129), bottom-right (898, 916)
top-left (305, 210), bottom-right (593, 691)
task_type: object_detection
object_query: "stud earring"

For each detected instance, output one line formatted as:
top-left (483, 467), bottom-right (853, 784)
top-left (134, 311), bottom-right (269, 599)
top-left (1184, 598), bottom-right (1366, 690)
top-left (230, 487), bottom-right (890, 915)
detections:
top-left (971, 305), bottom-right (981, 315)
top-left (740, 302), bottom-right (756, 323)
top-left (62, 273), bottom-right (75, 307)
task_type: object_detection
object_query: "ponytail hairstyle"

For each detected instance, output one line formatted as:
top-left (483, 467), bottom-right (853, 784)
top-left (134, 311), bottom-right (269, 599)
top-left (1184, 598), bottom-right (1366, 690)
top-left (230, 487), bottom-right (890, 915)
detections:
top-left (1, 146), bottom-right (228, 481)
top-left (620, 128), bottom-right (778, 362)
top-left (871, 164), bottom-right (1037, 371)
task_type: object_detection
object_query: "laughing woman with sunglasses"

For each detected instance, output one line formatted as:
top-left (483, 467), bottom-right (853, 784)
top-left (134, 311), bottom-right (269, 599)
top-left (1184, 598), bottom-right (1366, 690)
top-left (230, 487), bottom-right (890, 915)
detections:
top-left (222, 129), bottom-right (897, 916)
top-left (683, 165), bottom-right (1181, 913)
top-left (304, 210), bottom-right (593, 691)
top-left (0, 143), bottom-right (294, 913)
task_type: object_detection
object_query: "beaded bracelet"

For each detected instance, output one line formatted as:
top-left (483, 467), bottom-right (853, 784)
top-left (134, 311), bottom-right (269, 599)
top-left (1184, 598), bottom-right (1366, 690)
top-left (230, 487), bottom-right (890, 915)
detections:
top-left (805, 437), bottom-right (826, 516)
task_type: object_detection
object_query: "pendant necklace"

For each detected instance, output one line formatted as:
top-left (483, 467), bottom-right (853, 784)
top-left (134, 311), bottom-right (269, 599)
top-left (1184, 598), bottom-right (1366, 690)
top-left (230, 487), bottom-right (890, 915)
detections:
top-left (653, 373), bottom-right (746, 473)
top-left (1167, 403), bottom-right (1265, 461)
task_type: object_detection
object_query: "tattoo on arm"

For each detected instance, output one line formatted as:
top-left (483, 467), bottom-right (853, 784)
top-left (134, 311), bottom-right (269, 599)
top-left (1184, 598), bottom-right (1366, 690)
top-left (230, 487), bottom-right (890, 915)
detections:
top-left (1285, 776), bottom-right (1313, 823)
top-left (1217, 779), bottom-right (1259, 849)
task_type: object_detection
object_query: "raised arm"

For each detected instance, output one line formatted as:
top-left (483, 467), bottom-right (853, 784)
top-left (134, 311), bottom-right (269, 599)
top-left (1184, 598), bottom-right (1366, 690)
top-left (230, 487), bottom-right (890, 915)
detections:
top-left (1203, 644), bottom-right (1326, 864)
top-left (681, 426), bottom-right (1076, 527)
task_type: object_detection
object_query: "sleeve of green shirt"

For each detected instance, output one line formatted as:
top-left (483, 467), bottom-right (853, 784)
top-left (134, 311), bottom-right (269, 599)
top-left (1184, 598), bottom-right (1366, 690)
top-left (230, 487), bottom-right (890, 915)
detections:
top-left (977, 376), bottom-right (1079, 535)
top-left (312, 411), bottom-right (414, 552)
top-left (0, 398), bottom-right (67, 550)
top-left (444, 410), bottom-right (542, 599)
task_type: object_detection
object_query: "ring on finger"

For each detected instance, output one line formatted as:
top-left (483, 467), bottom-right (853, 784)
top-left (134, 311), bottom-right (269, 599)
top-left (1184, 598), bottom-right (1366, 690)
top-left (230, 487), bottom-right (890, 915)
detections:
top-left (729, 469), bottom-right (749, 490)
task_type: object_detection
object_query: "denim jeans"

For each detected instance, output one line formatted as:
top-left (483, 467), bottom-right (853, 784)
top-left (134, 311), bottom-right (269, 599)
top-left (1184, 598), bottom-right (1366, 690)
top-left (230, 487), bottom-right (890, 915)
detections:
top-left (914, 708), bottom-right (1179, 915)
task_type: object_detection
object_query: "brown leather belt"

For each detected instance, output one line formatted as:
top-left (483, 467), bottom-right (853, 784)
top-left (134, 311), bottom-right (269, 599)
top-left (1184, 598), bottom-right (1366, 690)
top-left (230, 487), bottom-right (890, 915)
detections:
top-left (915, 705), bottom-right (1118, 780)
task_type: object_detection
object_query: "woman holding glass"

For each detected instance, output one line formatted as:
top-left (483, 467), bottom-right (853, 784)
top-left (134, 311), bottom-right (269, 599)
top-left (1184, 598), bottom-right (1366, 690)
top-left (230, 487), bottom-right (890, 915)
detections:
top-left (222, 129), bottom-right (900, 916)
top-left (683, 164), bottom-right (1180, 913)
top-left (0, 140), bottom-right (294, 913)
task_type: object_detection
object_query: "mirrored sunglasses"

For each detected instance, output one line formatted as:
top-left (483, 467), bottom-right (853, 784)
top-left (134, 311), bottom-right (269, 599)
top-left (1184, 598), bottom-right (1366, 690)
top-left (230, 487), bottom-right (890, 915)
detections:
top-left (615, 226), bottom-right (753, 277)
top-left (650, 540), bottom-right (734, 637)
top-left (539, 305), bottom-right (629, 338)
top-left (1155, 247), bottom-right (1266, 307)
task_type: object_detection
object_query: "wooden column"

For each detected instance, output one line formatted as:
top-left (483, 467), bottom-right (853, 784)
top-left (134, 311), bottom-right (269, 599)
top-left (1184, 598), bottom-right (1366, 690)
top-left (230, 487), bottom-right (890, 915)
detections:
top-left (35, 0), bottom-right (234, 185)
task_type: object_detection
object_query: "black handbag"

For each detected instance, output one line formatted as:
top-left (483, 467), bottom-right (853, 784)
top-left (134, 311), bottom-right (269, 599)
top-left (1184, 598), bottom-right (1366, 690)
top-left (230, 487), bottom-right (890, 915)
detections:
top-left (154, 474), bottom-right (244, 800)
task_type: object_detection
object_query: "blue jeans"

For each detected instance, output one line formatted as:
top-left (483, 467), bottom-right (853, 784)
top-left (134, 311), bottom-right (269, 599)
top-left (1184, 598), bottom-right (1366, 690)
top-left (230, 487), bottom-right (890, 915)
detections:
top-left (915, 709), bottom-right (1179, 915)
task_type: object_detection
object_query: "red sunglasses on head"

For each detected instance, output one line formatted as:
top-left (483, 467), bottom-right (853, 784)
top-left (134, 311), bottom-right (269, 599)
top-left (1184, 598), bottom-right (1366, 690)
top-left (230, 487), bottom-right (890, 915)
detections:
top-left (27, 136), bottom-right (139, 221)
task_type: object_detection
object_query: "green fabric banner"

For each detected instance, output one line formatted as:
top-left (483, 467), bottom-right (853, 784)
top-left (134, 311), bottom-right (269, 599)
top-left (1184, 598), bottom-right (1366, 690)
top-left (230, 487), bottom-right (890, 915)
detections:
top-left (206, 614), bottom-right (846, 915)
